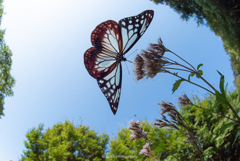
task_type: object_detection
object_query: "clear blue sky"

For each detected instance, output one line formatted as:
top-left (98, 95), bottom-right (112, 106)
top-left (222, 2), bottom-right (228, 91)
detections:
top-left (0, 0), bottom-right (234, 160)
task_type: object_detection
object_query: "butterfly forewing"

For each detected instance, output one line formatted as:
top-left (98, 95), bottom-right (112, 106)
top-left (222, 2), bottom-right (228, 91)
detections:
top-left (91, 20), bottom-right (123, 55)
top-left (119, 10), bottom-right (154, 54)
top-left (97, 63), bottom-right (122, 115)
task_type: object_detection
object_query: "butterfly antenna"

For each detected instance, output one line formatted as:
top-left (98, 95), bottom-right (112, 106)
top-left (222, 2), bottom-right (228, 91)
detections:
top-left (127, 60), bottom-right (133, 63)
top-left (127, 49), bottom-right (138, 58)
top-left (124, 61), bottom-right (131, 75)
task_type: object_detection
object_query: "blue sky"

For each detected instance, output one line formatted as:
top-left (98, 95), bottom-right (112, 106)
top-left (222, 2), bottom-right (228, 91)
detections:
top-left (0, 0), bottom-right (234, 160)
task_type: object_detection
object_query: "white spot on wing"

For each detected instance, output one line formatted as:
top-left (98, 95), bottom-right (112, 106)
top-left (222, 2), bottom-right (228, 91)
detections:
top-left (115, 65), bottom-right (120, 86)
top-left (128, 25), bottom-right (133, 30)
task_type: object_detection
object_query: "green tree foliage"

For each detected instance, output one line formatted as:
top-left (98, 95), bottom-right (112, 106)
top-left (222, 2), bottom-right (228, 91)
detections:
top-left (181, 91), bottom-right (240, 160)
top-left (21, 120), bottom-right (109, 161)
top-left (108, 90), bottom-right (240, 160)
top-left (107, 119), bottom-right (184, 160)
top-left (0, 0), bottom-right (15, 118)
top-left (150, 0), bottom-right (240, 89)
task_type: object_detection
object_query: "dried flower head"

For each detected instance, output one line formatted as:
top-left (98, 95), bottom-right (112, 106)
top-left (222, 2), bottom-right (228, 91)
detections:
top-left (133, 54), bottom-right (145, 80)
top-left (139, 143), bottom-right (152, 157)
top-left (133, 38), bottom-right (171, 80)
top-left (178, 94), bottom-right (193, 106)
top-left (129, 120), bottom-right (148, 141)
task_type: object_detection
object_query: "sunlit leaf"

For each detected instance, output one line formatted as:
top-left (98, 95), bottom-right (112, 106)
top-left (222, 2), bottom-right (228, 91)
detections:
top-left (150, 141), bottom-right (166, 152)
top-left (188, 73), bottom-right (195, 81)
top-left (197, 63), bottom-right (203, 70)
top-left (219, 122), bottom-right (236, 134)
top-left (172, 79), bottom-right (183, 94)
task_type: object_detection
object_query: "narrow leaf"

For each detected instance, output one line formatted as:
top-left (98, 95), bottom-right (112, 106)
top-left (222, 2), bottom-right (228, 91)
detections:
top-left (217, 70), bottom-right (226, 98)
top-left (188, 73), bottom-right (195, 81)
top-left (219, 122), bottom-right (236, 134)
top-left (232, 130), bottom-right (240, 146)
top-left (197, 63), bottom-right (203, 70)
top-left (172, 79), bottom-right (183, 94)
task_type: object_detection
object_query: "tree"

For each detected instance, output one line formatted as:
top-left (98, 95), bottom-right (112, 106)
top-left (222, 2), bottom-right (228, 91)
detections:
top-left (21, 120), bottom-right (109, 161)
top-left (150, 0), bottom-right (240, 89)
top-left (0, 0), bottom-right (15, 118)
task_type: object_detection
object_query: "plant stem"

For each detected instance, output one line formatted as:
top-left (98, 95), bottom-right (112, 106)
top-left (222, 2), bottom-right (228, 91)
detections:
top-left (168, 50), bottom-right (197, 71)
top-left (195, 73), bottom-right (217, 92)
top-left (166, 71), bottom-right (215, 95)
top-left (227, 103), bottom-right (240, 122)
top-left (194, 104), bottom-right (240, 124)
top-left (164, 67), bottom-right (193, 73)
top-left (170, 153), bottom-right (181, 161)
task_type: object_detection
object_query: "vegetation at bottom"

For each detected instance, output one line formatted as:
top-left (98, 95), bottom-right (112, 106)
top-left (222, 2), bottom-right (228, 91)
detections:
top-left (20, 90), bottom-right (240, 161)
top-left (107, 90), bottom-right (240, 161)
top-left (20, 120), bottom-right (109, 161)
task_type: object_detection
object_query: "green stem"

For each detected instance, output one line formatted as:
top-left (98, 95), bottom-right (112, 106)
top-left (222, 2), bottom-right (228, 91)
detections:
top-left (227, 103), bottom-right (240, 122)
top-left (195, 72), bottom-right (217, 92)
top-left (166, 71), bottom-right (215, 95)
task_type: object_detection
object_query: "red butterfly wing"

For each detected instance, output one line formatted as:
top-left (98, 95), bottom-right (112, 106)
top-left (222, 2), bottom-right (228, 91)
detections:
top-left (119, 10), bottom-right (154, 53)
top-left (84, 47), bottom-right (117, 79)
top-left (84, 20), bottom-right (123, 79)
top-left (84, 20), bottom-right (123, 114)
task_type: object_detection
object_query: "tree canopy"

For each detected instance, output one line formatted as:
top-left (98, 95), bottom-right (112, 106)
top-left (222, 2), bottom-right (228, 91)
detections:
top-left (21, 120), bottom-right (109, 161)
top-left (0, 0), bottom-right (15, 118)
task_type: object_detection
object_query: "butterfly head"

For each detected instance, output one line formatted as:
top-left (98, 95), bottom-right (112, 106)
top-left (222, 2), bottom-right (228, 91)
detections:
top-left (116, 53), bottom-right (127, 63)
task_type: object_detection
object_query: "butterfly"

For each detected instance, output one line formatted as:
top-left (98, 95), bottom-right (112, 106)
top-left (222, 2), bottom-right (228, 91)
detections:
top-left (84, 10), bottom-right (154, 115)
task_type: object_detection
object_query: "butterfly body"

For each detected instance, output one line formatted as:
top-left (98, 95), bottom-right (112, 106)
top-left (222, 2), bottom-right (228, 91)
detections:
top-left (116, 54), bottom-right (126, 63)
top-left (84, 10), bottom-right (154, 114)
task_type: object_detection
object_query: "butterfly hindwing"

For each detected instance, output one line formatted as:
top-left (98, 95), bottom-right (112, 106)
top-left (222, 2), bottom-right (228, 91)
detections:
top-left (97, 63), bottom-right (122, 115)
top-left (119, 10), bottom-right (154, 54)
top-left (84, 47), bottom-right (117, 79)
top-left (84, 20), bottom-right (124, 79)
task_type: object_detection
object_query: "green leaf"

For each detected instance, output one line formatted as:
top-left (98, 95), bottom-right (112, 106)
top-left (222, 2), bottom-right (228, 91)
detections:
top-left (196, 70), bottom-right (203, 78)
top-left (198, 70), bottom-right (203, 76)
top-left (173, 72), bottom-right (179, 76)
top-left (150, 141), bottom-right (166, 152)
top-left (197, 63), bottom-right (203, 70)
top-left (172, 79), bottom-right (183, 94)
top-left (217, 71), bottom-right (226, 98)
top-left (204, 108), bottom-right (214, 115)
top-left (219, 122), bottom-right (236, 134)
top-left (232, 130), bottom-right (240, 146)
top-left (188, 73), bottom-right (195, 81)
top-left (215, 91), bottom-right (229, 105)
